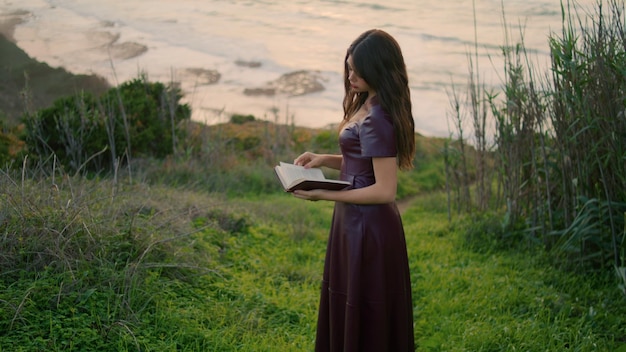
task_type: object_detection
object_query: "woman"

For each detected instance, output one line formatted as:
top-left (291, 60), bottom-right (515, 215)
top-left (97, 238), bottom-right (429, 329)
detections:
top-left (293, 29), bottom-right (415, 352)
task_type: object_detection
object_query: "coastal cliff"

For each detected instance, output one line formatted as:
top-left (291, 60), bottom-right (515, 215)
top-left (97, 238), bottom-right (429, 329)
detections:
top-left (0, 19), bottom-right (109, 125)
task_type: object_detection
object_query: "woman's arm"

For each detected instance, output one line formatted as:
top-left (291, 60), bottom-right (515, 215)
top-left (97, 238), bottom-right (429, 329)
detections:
top-left (294, 152), bottom-right (343, 170)
top-left (293, 157), bottom-right (397, 204)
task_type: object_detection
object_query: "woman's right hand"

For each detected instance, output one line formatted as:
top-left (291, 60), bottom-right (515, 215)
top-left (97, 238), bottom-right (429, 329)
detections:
top-left (294, 152), bottom-right (322, 169)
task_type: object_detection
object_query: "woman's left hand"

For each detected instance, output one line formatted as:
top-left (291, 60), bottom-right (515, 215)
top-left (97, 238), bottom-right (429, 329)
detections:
top-left (292, 189), bottom-right (325, 201)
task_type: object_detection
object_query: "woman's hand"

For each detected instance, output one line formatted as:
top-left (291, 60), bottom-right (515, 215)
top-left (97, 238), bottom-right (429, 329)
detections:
top-left (292, 189), bottom-right (325, 201)
top-left (294, 152), bottom-right (322, 169)
top-left (294, 152), bottom-right (343, 170)
top-left (292, 157), bottom-right (398, 204)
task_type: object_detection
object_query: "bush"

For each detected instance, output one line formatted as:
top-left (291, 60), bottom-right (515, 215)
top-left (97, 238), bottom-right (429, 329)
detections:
top-left (100, 76), bottom-right (191, 159)
top-left (22, 92), bottom-right (108, 171)
top-left (230, 114), bottom-right (255, 124)
top-left (21, 75), bottom-right (191, 174)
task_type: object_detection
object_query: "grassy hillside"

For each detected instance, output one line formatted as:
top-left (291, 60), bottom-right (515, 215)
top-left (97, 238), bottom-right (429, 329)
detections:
top-left (1, 171), bottom-right (624, 351)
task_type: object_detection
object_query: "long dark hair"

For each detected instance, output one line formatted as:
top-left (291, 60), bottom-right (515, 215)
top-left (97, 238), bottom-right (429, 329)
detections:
top-left (342, 29), bottom-right (415, 170)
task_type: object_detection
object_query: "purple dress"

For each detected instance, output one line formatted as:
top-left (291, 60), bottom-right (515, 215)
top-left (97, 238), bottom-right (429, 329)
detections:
top-left (315, 102), bottom-right (415, 352)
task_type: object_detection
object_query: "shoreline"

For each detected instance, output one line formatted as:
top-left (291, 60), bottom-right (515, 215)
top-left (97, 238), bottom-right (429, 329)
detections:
top-left (0, 10), bottom-right (28, 42)
top-left (0, 10), bottom-right (341, 130)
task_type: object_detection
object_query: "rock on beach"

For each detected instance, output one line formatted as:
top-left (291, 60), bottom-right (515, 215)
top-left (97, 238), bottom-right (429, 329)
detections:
top-left (179, 68), bottom-right (221, 86)
top-left (244, 70), bottom-right (325, 97)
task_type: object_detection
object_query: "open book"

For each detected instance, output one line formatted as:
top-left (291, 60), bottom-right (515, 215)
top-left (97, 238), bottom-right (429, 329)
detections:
top-left (274, 162), bottom-right (351, 192)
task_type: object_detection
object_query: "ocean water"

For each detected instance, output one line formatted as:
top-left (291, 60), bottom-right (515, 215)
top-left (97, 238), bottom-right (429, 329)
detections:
top-left (1, 0), bottom-right (596, 136)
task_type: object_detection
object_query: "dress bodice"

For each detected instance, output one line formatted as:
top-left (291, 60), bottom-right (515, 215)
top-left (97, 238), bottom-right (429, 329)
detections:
top-left (339, 103), bottom-right (397, 190)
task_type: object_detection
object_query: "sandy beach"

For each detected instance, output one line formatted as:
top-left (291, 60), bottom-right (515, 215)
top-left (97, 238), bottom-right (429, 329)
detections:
top-left (0, 7), bottom-right (338, 129)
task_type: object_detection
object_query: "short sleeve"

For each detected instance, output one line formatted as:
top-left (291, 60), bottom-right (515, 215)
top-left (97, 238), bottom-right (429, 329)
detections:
top-left (360, 106), bottom-right (397, 157)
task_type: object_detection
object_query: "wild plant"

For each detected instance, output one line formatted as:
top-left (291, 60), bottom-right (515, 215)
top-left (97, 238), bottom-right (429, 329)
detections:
top-left (447, 0), bottom-right (626, 270)
top-left (21, 75), bottom-right (190, 176)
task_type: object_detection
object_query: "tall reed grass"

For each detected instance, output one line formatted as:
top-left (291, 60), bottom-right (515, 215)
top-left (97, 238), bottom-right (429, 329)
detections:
top-left (445, 0), bottom-right (626, 273)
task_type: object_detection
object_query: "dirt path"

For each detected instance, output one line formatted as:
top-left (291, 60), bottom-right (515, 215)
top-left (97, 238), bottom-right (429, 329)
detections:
top-left (397, 196), bottom-right (415, 214)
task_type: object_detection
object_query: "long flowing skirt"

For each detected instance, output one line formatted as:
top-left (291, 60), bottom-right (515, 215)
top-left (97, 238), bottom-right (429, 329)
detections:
top-left (315, 201), bottom-right (414, 352)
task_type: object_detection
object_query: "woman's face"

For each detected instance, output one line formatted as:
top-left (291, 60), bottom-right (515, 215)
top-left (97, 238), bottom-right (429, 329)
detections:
top-left (347, 55), bottom-right (372, 94)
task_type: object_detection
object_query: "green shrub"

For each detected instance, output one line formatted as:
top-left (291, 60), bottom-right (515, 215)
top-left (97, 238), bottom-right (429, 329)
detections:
top-left (21, 75), bottom-right (191, 174)
top-left (22, 92), bottom-right (108, 171)
top-left (230, 114), bottom-right (256, 124)
top-left (100, 76), bottom-right (191, 159)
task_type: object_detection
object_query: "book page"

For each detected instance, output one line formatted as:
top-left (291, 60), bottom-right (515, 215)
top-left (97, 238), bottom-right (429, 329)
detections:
top-left (279, 162), bottom-right (325, 182)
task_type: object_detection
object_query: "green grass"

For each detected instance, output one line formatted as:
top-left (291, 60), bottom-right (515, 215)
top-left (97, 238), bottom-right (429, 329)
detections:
top-left (2, 173), bottom-right (625, 351)
top-left (405, 194), bottom-right (626, 351)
